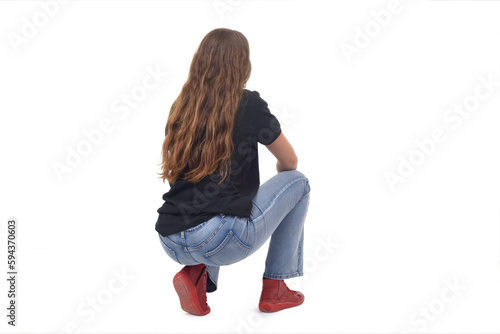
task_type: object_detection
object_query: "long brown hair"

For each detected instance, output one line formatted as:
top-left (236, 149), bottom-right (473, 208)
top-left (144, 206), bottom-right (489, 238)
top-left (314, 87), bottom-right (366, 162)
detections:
top-left (158, 28), bottom-right (252, 184)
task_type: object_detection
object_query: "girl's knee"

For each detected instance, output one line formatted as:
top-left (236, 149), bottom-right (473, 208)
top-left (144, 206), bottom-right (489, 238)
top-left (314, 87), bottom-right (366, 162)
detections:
top-left (284, 170), bottom-right (310, 194)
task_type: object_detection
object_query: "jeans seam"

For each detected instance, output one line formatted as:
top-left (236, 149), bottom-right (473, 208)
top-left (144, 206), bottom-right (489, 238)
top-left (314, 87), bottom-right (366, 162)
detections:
top-left (184, 213), bottom-right (222, 233)
top-left (204, 231), bottom-right (251, 265)
top-left (184, 220), bottom-right (209, 233)
top-left (252, 177), bottom-right (307, 224)
top-left (263, 271), bottom-right (303, 279)
top-left (161, 234), bottom-right (183, 248)
top-left (159, 233), bottom-right (182, 250)
top-left (297, 242), bottom-right (302, 274)
top-left (183, 247), bottom-right (197, 263)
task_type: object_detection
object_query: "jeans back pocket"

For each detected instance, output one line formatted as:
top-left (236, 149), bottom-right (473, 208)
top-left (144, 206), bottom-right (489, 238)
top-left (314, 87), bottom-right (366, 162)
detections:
top-left (204, 231), bottom-right (251, 266)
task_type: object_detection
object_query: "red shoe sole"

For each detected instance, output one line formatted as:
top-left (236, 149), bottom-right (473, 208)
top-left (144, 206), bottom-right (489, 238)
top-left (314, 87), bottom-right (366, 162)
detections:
top-left (173, 271), bottom-right (210, 316)
top-left (259, 298), bottom-right (305, 313)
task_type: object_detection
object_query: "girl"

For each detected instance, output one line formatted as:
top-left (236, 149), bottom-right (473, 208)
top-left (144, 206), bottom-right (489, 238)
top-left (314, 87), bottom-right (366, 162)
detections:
top-left (156, 28), bottom-right (310, 316)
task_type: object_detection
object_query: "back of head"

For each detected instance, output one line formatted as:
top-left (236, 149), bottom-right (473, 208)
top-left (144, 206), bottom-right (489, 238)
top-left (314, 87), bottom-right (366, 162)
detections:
top-left (159, 28), bottom-right (252, 185)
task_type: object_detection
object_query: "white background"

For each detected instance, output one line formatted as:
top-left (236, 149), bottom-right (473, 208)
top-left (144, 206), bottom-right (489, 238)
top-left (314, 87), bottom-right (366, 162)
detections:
top-left (0, 0), bottom-right (499, 333)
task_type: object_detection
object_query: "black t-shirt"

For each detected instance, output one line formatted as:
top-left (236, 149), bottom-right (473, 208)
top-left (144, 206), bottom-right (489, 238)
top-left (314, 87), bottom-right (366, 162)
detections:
top-left (155, 89), bottom-right (282, 237)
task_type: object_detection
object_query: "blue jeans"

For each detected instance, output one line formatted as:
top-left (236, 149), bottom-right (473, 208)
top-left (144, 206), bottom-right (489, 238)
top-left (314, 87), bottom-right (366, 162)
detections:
top-left (158, 170), bottom-right (311, 291)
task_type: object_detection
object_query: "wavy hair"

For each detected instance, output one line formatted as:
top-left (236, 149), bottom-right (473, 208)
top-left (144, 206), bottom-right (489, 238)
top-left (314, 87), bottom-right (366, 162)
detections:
top-left (158, 28), bottom-right (252, 184)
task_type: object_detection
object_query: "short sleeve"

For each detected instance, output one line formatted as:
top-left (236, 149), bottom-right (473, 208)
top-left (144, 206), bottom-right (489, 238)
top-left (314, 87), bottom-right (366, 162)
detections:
top-left (250, 91), bottom-right (282, 145)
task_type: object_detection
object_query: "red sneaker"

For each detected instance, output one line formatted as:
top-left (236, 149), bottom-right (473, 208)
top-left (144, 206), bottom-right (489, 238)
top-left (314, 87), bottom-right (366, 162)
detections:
top-left (172, 264), bottom-right (210, 316)
top-left (258, 278), bottom-right (305, 312)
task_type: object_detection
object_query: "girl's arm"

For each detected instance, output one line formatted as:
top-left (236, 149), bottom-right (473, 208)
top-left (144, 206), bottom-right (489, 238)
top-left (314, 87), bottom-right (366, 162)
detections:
top-left (265, 132), bottom-right (298, 173)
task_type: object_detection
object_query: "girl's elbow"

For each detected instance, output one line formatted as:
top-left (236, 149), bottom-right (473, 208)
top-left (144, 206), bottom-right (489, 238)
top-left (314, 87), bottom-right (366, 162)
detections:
top-left (285, 157), bottom-right (298, 170)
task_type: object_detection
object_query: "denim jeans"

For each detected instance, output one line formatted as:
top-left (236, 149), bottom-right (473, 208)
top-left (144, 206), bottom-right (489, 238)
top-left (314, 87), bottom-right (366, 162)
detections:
top-left (158, 170), bottom-right (311, 291)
